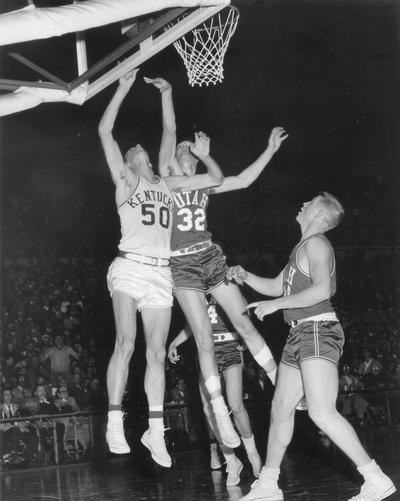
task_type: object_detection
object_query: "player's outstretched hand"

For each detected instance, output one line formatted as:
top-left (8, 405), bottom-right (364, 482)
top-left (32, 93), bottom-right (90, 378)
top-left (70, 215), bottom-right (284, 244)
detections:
top-left (247, 300), bottom-right (279, 320)
top-left (143, 76), bottom-right (171, 93)
top-left (190, 131), bottom-right (210, 158)
top-left (119, 69), bottom-right (139, 90)
top-left (168, 344), bottom-right (180, 364)
top-left (226, 265), bottom-right (248, 285)
top-left (268, 127), bottom-right (288, 153)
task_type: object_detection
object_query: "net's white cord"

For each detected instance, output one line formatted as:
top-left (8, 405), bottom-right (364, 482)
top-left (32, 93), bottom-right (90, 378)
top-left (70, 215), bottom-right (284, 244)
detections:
top-left (171, 7), bottom-right (239, 86)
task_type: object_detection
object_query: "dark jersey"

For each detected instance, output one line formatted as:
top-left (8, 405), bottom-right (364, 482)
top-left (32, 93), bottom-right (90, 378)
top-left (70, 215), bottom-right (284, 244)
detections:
top-left (171, 189), bottom-right (212, 252)
top-left (282, 234), bottom-right (336, 323)
top-left (207, 298), bottom-right (237, 338)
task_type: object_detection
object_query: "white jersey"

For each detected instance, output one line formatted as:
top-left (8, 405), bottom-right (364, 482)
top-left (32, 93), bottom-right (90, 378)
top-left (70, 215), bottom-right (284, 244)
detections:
top-left (118, 176), bottom-right (174, 259)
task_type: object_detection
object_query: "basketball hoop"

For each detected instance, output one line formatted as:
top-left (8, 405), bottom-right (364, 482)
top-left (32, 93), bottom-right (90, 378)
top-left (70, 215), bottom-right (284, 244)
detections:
top-left (170, 6), bottom-right (239, 87)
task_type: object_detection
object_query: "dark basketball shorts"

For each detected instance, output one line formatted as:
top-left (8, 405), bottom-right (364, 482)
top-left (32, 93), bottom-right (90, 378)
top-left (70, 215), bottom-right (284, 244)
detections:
top-left (170, 244), bottom-right (228, 292)
top-left (215, 341), bottom-right (243, 376)
top-left (281, 320), bottom-right (345, 369)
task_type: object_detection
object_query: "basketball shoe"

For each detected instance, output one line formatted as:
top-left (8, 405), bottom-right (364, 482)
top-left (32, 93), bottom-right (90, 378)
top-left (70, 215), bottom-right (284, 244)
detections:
top-left (141, 428), bottom-right (172, 468)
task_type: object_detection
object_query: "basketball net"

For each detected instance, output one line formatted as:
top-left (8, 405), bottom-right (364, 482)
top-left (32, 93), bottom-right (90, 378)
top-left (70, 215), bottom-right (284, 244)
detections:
top-left (170, 6), bottom-right (239, 87)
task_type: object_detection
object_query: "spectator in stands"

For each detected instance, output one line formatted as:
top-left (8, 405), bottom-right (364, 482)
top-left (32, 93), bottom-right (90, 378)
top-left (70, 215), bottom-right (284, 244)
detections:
top-left (363, 362), bottom-right (390, 389)
top-left (55, 387), bottom-right (79, 413)
top-left (339, 364), bottom-right (370, 427)
top-left (0, 389), bottom-right (38, 465)
top-left (36, 376), bottom-right (53, 400)
top-left (392, 362), bottom-right (400, 387)
top-left (3, 355), bottom-right (17, 387)
top-left (169, 378), bottom-right (190, 405)
top-left (68, 374), bottom-right (85, 409)
top-left (244, 367), bottom-right (274, 401)
top-left (55, 386), bottom-right (90, 452)
top-left (90, 378), bottom-right (107, 410)
top-left (33, 384), bottom-right (65, 463)
top-left (12, 375), bottom-right (32, 407)
top-left (41, 334), bottom-right (80, 386)
top-left (359, 349), bottom-right (383, 376)
top-left (5, 341), bottom-right (18, 359)
top-left (81, 378), bottom-right (95, 411)
top-left (25, 355), bottom-right (40, 391)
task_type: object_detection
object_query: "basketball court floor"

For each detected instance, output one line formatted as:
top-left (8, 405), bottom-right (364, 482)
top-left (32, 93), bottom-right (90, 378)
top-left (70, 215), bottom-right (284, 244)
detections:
top-left (1, 427), bottom-right (399, 501)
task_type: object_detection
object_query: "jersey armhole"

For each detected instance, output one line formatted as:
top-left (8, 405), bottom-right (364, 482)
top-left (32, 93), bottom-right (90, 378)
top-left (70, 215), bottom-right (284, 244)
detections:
top-left (296, 234), bottom-right (335, 277)
top-left (117, 177), bottom-right (140, 209)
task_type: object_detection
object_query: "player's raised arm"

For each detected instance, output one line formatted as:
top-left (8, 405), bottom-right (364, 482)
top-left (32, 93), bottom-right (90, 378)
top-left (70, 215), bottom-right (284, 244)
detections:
top-left (227, 266), bottom-right (284, 298)
top-left (164, 131), bottom-right (224, 192)
top-left (210, 127), bottom-right (288, 194)
top-left (144, 76), bottom-right (180, 177)
top-left (98, 70), bottom-right (138, 185)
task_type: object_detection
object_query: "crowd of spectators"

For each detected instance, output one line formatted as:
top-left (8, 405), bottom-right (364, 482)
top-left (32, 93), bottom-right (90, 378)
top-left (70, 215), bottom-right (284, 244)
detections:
top-left (0, 258), bottom-right (109, 465)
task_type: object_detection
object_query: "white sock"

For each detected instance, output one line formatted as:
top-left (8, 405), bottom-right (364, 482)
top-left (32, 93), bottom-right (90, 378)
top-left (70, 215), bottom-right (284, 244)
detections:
top-left (221, 446), bottom-right (236, 464)
top-left (358, 460), bottom-right (380, 478)
top-left (211, 395), bottom-right (228, 415)
top-left (108, 410), bottom-right (123, 422)
top-left (260, 466), bottom-right (280, 483)
top-left (149, 417), bottom-right (164, 431)
top-left (242, 434), bottom-right (257, 454)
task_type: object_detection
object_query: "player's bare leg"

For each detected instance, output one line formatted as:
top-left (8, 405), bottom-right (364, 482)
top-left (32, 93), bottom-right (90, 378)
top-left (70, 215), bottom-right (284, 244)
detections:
top-left (240, 363), bottom-right (303, 501)
top-left (106, 290), bottom-right (138, 454)
top-left (301, 359), bottom-right (395, 501)
top-left (140, 307), bottom-right (172, 467)
top-left (199, 377), bottom-right (243, 486)
top-left (212, 282), bottom-right (277, 383)
top-left (224, 365), bottom-right (261, 478)
top-left (175, 289), bottom-right (240, 448)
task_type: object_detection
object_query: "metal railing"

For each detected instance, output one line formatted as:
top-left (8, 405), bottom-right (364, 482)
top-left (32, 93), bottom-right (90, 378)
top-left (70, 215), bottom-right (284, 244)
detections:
top-left (1, 386), bottom-right (399, 468)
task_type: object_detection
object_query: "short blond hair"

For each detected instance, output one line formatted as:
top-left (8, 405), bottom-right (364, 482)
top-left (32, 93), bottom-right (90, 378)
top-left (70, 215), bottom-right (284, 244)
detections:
top-left (318, 191), bottom-right (345, 230)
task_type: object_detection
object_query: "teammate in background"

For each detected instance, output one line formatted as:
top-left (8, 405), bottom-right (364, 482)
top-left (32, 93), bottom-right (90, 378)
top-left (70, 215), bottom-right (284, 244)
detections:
top-left (98, 69), bottom-right (225, 467)
top-left (145, 76), bottom-right (286, 448)
top-left (168, 295), bottom-right (267, 485)
top-left (227, 192), bottom-right (396, 501)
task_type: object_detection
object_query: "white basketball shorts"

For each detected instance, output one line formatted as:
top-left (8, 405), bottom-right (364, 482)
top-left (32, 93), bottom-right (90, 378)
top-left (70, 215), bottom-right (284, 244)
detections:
top-left (107, 257), bottom-right (173, 309)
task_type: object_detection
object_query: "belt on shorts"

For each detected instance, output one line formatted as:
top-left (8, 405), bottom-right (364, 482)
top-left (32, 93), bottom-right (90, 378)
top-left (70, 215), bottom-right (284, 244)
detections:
top-left (288, 312), bottom-right (338, 328)
top-left (213, 332), bottom-right (238, 343)
top-left (171, 240), bottom-right (212, 257)
top-left (119, 251), bottom-right (170, 267)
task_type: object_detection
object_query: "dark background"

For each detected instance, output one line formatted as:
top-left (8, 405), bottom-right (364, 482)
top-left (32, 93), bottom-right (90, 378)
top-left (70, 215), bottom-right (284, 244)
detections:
top-left (0, 0), bottom-right (399, 263)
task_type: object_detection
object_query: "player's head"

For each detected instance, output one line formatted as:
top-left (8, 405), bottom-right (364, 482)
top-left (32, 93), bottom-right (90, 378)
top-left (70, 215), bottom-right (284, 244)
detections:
top-left (176, 140), bottom-right (198, 176)
top-left (296, 192), bottom-right (344, 231)
top-left (125, 144), bottom-right (154, 177)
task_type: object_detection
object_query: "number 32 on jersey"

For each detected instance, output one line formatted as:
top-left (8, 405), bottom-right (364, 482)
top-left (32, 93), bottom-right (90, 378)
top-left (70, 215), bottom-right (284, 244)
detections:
top-left (177, 207), bottom-right (206, 231)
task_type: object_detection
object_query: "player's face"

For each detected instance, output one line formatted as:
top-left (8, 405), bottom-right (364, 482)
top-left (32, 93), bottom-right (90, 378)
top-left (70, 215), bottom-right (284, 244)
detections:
top-left (176, 141), bottom-right (197, 176)
top-left (296, 196), bottom-right (322, 224)
top-left (126, 145), bottom-right (154, 177)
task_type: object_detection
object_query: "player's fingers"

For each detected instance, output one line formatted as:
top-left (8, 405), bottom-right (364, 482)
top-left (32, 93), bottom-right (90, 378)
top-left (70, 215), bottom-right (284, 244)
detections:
top-left (246, 302), bottom-right (259, 310)
top-left (228, 266), bottom-right (240, 278)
